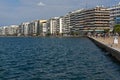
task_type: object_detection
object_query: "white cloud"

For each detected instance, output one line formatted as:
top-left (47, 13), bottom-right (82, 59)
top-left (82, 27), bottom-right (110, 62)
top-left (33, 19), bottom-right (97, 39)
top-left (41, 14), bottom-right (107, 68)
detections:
top-left (37, 2), bottom-right (45, 6)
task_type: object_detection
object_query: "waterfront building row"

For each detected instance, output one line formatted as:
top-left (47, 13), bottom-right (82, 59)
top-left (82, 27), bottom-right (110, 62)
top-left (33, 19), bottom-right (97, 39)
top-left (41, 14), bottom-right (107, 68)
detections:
top-left (18, 17), bottom-right (70, 36)
top-left (0, 3), bottom-right (120, 36)
top-left (0, 20), bottom-right (47, 36)
top-left (0, 25), bottom-right (19, 36)
top-left (0, 18), bottom-right (67, 36)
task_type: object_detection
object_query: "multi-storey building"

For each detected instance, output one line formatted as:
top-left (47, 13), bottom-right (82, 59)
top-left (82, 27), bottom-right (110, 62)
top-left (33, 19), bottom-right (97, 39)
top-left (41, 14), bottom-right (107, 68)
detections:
top-left (0, 27), bottom-right (6, 36)
top-left (48, 17), bottom-right (59, 35)
top-left (19, 20), bottom-right (40, 36)
top-left (0, 25), bottom-right (19, 36)
top-left (63, 14), bottom-right (71, 34)
top-left (110, 3), bottom-right (120, 28)
top-left (28, 20), bottom-right (40, 36)
top-left (32, 20), bottom-right (39, 36)
top-left (19, 22), bottom-right (30, 36)
top-left (59, 17), bottom-right (64, 34)
top-left (47, 17), bottom-right (67, 35)
top-left (9, 25), bottom-right (19, 36)
top-left (69, 9), bottom-right (84, 34)
top-left (69, 6), bottom-right (110, 34)
top-left (38, 20), bottom-right (48, 36)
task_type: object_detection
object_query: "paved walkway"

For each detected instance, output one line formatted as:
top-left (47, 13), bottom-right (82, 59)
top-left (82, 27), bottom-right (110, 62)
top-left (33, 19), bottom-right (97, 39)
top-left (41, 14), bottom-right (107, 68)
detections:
top-left (91, 36), bottom-right (120, 50)
top-left (90, 36), bottom-right (120, 62)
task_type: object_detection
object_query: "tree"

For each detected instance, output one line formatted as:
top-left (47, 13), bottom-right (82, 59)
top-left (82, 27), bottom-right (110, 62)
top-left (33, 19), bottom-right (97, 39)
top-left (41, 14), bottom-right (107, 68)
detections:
top-left (70, 31), bottom-right (79, 36)
top-left (70, 31), bottom-right (74, 35)
top-left (46, 33), bottom-right (51, 36)
top-left (104, 29), bottom-right (110, 33)
top-left (113, 24), bottom-right (120, 34)
top-left (74, 31), bottom-right (79, 35)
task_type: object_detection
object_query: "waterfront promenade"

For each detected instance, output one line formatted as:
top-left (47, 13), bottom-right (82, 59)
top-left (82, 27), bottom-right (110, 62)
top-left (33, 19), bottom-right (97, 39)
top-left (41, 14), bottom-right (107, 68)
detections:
top-left (89, 36), bottom-right (120, 62)
top-left (91, 36), bottom-right (120, 49)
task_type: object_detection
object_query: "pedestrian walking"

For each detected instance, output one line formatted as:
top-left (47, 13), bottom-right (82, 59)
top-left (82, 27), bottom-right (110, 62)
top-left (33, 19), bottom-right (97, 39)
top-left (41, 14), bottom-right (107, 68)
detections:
top-left (113, 33), bottom-right (119, 46)
top-left (114, 37), bottom-right (118, 44)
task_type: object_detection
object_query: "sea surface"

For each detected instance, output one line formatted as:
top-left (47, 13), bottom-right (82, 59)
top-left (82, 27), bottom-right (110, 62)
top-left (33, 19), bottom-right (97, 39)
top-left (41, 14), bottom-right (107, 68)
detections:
top-left (0, 37), bottom-right (120, 80)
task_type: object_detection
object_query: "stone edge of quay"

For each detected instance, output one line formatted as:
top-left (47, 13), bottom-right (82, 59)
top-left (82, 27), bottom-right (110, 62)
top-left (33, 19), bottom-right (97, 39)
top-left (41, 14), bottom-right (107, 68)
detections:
top-left (88, 36), bottom-right (120, 62)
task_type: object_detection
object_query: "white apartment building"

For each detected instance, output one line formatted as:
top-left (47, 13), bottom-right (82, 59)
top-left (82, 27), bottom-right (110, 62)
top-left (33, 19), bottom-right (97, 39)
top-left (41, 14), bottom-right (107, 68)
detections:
top-left (38, 20), bottom-right (48, 36)
top-left (110, 3), bottom-right (120, 28)
top-left (41, 22), bottom-right (48, 36)
top-left (20, 22), bottom-right (30, 36)
top-left (0, 25), bottom-right (18, 36)
top-left (48, 17), bottom-right (66, 35)
top-left (59, 17), bottom-right (63, 34)
top-left (3, 25), bottom-right (18, 36)
top-left (62, 14), bottom-right (71, 34)
top-left (49, 17), bottom-right (59, 35)
top-left (0, 27), bottom-right (5, 36)
top-left (9, 25), bottom-right (19, 35)
top-left (29, 20), bottom-right (39, 36)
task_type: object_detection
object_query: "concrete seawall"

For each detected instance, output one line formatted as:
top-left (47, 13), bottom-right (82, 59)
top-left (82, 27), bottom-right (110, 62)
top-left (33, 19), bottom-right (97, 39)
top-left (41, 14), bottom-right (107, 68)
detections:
top-left (89, 37), bottom-right (120, 62)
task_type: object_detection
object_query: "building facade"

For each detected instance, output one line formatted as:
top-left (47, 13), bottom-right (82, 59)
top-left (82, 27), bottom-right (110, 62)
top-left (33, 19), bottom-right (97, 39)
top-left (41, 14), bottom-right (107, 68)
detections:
top-left (48, 17), bottom-right (59, 35)
top-left (30, 20), bottom-right (39, 36)
top-left (39, 20), bottom-right (48, 36)
top-left (62, 14), bottom-right (71, 35)
top-left (19, 22), bottom-right (30, 36)
top-left (0, 25), bottom-right (19, 36)
top-left (110, 3), bottom-right (120, 29)
top-left (69, 6), bottom-right (110, 34)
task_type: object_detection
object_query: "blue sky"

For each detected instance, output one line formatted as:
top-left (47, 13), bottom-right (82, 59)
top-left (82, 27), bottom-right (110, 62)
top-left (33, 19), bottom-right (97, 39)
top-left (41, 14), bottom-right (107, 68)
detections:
top-left (0, 0), bottom-right (119, 26)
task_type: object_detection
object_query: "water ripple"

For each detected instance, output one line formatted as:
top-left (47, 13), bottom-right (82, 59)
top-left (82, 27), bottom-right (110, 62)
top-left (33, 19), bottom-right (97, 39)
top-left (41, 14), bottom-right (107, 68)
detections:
top-left (0, 37), bottom-right (119, 80)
